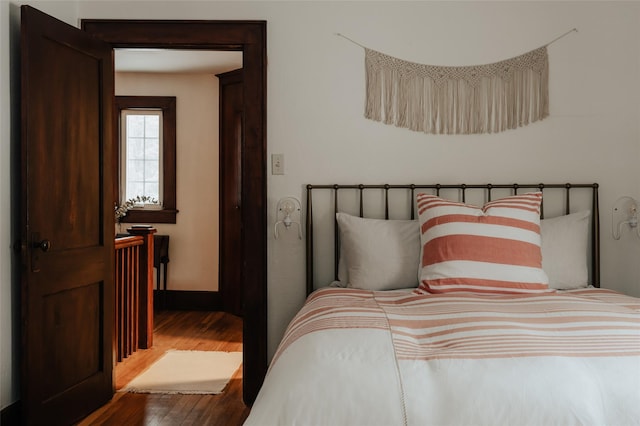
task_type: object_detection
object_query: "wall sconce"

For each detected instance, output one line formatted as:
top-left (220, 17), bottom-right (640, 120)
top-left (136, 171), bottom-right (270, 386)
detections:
top-left (275, 197), bottom-right (302, 239)
top-left (612, 196), bottom-right (640, 240)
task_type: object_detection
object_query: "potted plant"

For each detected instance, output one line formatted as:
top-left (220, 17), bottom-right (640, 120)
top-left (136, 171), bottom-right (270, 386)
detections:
top-left (115, 195), bottom-right (160, 234)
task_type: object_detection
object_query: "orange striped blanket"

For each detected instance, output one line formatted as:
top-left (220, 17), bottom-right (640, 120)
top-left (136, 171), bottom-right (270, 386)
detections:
top-left (247, 288), bottom-right (640, 426)
top-left (277, 287), bottom-right (640, 362)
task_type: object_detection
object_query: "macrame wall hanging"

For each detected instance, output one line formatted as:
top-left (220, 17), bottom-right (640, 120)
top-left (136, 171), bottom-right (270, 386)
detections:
top-left (338, 29), bottom-right (576, 135)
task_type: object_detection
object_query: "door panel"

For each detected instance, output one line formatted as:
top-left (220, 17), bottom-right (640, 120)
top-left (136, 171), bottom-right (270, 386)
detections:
top-left (28, 37), bottom-right (102, 249)
top-left (42, 283), bottom-right (101, 397)
top-left (20, 6), bottom-right (114, 425)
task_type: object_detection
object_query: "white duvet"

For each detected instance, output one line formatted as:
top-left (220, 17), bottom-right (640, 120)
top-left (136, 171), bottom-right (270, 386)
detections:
top-left (245, 288), bottom-right (640, 426)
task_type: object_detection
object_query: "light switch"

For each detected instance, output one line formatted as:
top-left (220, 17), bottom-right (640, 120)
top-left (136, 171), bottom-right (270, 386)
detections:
top-left (272, 154), bottom-right (284, 175)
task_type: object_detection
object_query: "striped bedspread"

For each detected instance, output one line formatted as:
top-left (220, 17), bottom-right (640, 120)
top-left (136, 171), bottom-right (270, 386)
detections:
top-left (245, 287), bottom-right (640, 426)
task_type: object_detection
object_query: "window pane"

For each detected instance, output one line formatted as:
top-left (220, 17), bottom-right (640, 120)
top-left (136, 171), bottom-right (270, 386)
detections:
top-left (126, 182), bottom-right (144, 201)
top-left (127, 138), bottom-right (145, 160)
top-left (145, 115), bottom-right (160, 136)
top-left (121, 110), bottom-right (163, 205)
top-left (144, 183), bottom-right (160, 201)
top-left (127, 115), bottom-right (145, 137)
top-left (145, 138), bottom-right (160, 160)
top-left (145, 160), bottom-right (159, 181)
top-left (127, 159), bottom-right (145, 181)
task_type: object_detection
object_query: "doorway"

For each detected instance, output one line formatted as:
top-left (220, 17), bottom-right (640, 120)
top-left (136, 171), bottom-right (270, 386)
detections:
top-left (81, 19), bottom-right (267, 405)
top-left (114, 51), bottom-right (242, 311)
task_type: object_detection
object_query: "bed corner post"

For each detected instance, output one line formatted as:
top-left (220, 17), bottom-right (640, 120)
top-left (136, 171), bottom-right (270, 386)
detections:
top-left (592, 183), bottom-right (600, 288)
top-left (306, 185), bottom-right (314, 296)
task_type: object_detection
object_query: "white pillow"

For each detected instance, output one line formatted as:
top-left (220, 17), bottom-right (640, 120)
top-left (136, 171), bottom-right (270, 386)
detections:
top-left (540, 210), bottom-right (590, 289)
top-left (335, 213), bottom-right (420, 291)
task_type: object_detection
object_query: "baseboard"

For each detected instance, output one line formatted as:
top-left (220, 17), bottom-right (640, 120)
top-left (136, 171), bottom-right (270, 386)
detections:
top-left (154, 289), bottom-right (221, 311)
top-left (1, 400), bottom-right (21, 425)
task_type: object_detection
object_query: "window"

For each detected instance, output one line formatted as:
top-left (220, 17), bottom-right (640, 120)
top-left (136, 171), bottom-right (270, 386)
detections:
top-left (115, 96), bottom-right (177, 223)
top-left (121, 110), bottom-right (162, 201)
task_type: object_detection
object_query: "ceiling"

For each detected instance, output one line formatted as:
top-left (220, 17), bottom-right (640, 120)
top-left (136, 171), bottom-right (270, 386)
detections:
top-left (114, 49), bottom-right (243, 74)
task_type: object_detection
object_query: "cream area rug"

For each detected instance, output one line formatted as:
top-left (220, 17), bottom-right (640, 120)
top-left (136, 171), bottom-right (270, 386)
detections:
top-left (123, 350), bottom-right (243, 394)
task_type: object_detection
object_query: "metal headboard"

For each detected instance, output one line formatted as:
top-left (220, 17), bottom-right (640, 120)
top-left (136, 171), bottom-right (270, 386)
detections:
top-left (305, 183), bottom-right (600, 295)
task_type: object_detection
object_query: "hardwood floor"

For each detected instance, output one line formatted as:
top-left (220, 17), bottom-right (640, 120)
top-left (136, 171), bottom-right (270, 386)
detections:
top-left (79, 310), bottom-right (250, 426)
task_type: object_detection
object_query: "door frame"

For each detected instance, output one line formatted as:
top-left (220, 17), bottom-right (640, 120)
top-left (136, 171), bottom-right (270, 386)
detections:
top-left (81, 19), bottom-right (267, 404)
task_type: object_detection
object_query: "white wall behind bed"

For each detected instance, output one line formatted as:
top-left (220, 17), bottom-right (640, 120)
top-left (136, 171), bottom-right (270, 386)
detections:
top-left (1, 4), bottom-right (640, 411)
top-left (263, 0), bottom-right (640, 358)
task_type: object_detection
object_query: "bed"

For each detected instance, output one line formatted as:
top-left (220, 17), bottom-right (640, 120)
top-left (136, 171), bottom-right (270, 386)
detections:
top-left (245, 183), bottom-right (640, 426)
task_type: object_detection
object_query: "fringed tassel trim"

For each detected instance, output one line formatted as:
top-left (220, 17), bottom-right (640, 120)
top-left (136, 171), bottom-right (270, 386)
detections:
top-left (364, 47), bottom-right (549, 135)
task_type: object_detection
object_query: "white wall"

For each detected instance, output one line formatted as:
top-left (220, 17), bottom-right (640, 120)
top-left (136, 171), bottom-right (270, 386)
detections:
top-left (116, 72), bottom-right (220, 292)
top-left (2, 0), bottom-right (640, 411)
top-left (233, 0), bottom-right (640, 356)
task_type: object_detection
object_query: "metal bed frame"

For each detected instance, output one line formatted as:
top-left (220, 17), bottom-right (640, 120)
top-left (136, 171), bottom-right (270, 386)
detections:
top-left (305, 183), bottom-right (600, 295)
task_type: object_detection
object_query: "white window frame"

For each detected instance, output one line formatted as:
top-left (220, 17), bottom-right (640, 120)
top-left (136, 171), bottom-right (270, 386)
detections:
top-left (120, 109), bottom-right (164, 207)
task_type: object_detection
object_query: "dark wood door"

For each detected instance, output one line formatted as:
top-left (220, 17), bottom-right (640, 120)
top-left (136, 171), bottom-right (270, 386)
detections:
top-left (20, 6), bottom-right (115, 424)
top-left (218, 69), bottom-right (244, 317)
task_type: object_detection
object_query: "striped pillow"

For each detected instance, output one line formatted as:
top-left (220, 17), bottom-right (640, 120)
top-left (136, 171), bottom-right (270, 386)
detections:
top-left (416, 192), bottom-right (551, 294)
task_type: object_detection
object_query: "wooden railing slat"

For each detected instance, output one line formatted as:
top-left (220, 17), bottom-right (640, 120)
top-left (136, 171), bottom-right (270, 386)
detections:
top-left (114, 228), bottom-right (156, 361)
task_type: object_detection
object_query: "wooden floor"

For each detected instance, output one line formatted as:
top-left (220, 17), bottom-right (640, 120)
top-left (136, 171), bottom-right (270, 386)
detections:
top-left (79, 310), bottom-right (250, 426)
